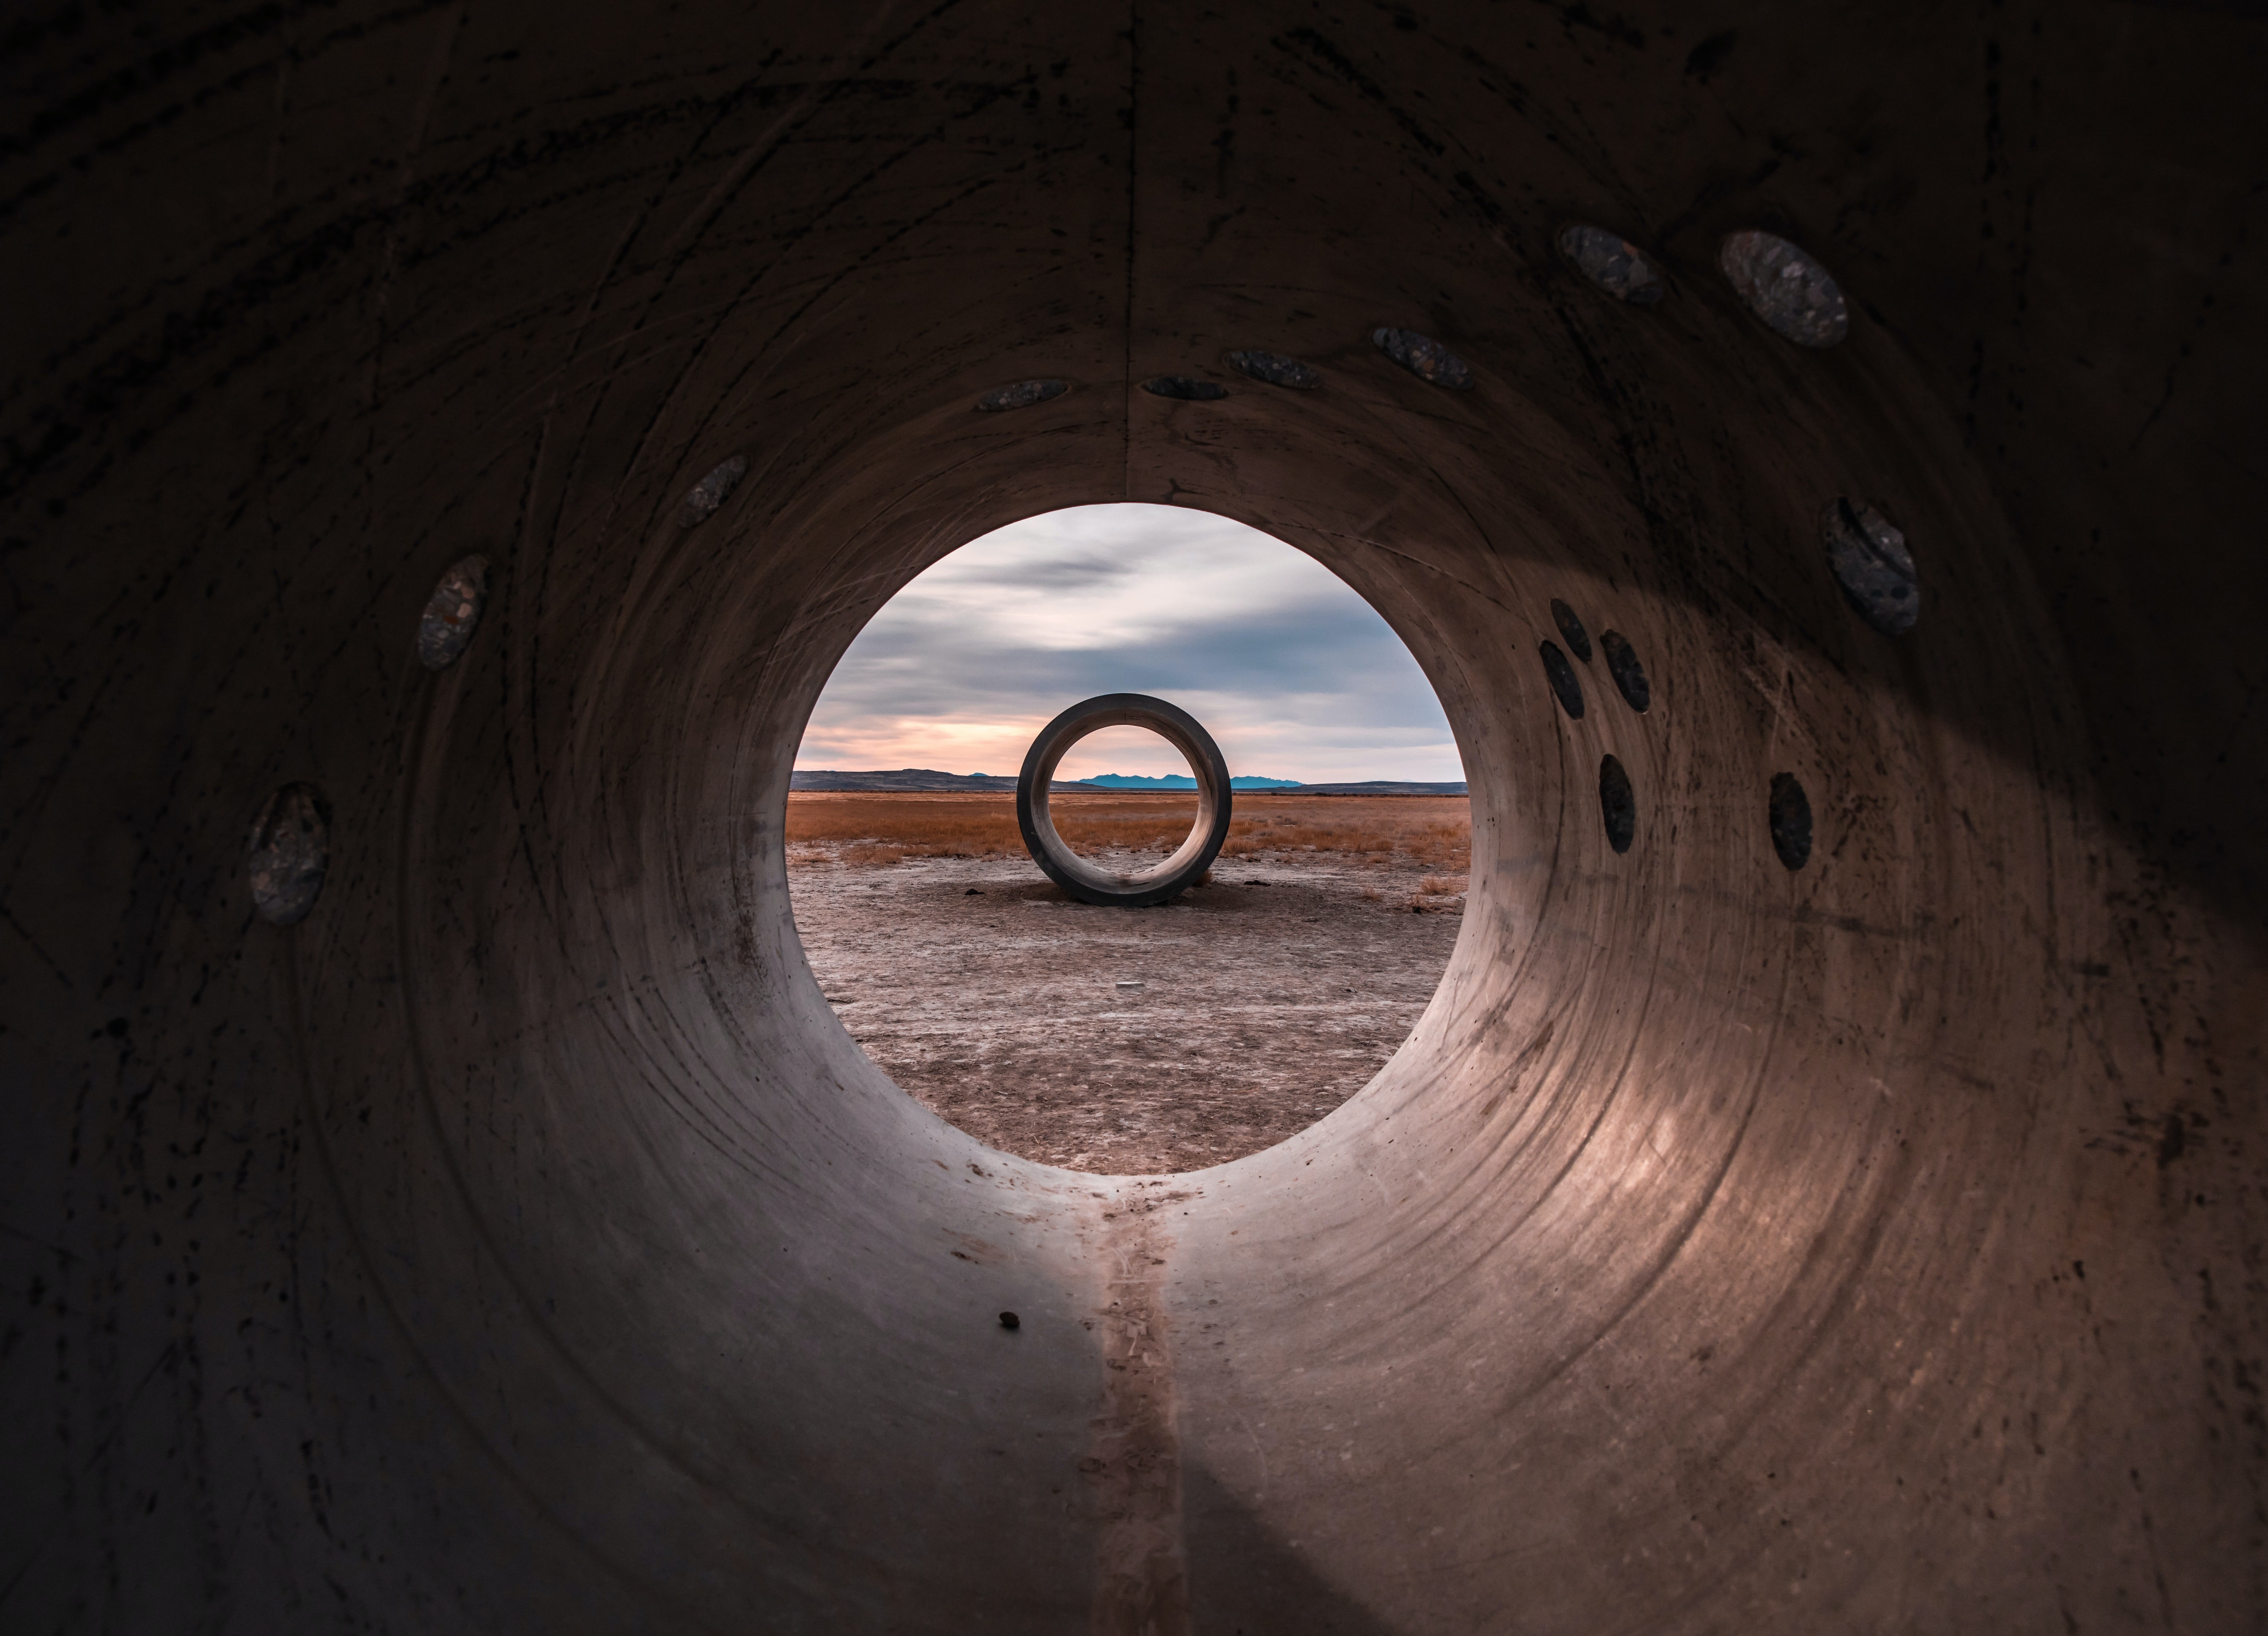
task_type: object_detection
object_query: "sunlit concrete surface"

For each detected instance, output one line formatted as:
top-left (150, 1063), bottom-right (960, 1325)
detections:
top-left (2, 4), bottom-right (2261, 1631)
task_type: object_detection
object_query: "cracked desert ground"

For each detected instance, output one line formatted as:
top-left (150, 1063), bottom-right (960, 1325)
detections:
top-left (787, 792), bottom-right (1468, 1174)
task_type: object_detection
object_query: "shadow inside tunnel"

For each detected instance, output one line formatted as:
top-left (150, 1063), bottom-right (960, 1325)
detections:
top-left (1179, 1464), bottom-right (1407, 1635)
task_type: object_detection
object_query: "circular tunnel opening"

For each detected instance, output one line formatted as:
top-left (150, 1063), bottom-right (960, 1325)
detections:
top-left (15, 7), bottom-right (2254, 1629)
top-left (781, 503), bottom-right (1470, 1176)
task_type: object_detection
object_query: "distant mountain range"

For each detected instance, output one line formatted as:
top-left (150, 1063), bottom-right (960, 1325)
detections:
top-left (789, 768), bottom-right (1467, 796)
top-left (1080, 773), bottom-right (1300, 790)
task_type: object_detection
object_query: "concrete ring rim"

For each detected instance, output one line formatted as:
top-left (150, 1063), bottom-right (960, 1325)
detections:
top-left (1015, 693), bottom-right (1234, 907)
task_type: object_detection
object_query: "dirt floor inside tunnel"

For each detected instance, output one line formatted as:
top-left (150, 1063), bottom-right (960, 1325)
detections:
top-left (787, 793), bottom-right (1468, 1173)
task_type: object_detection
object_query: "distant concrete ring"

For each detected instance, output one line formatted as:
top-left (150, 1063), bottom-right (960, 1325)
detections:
top-left (1016, 693), bottom-right (1234, 907)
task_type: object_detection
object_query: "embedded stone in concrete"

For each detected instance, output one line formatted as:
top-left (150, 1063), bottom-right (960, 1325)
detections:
top-left (1720, 229), bottom-right (1849, 346)
top-left (416, 555), bottom-right (490, 671)
top-left (1821, 496), bottom-right (1920, 635)
top-left (245, 782), bottom-right (331, 925)
top-left (976, 378), bottom-right (1070, 412)
top-left (1550, 597), bottom-right (1593, 662)
top-left (1371, 326), bottom-right (1473, 388)
top-left (1226, 350), bottom-right (1321, 389)
top-left (1559, 224), bottom-right (1665, 304)
top-left (677, 455), bottom-right (747, 527)
top-left (1540, 640), bottom-right (1585, 719)
top-left (1769, 773), bottom-right (1814, 870)
top-left (1601, 629), bottom-right (1651, 713)
top-left (1017, 694), bottom-right (1232, 908)
top-left (1141, 375), bottom-right (1228, 400)
top-left (1599, 755), bottom-right (1636, 853)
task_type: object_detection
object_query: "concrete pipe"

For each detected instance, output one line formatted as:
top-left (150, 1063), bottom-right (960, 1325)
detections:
top-left (1017, 694), bottom-right (1233, 908)
top-left (2, 4), bottom-right (2262, 1634)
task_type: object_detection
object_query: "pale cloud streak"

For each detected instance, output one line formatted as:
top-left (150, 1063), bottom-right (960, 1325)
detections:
top-left (794, 504), bottom-right (1463, 783)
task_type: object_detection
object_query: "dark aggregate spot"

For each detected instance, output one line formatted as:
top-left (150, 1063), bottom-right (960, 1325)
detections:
top-left (1370, 327), bottom-right (1473, 389)
top-left (1600, 630), bottom-right (1651, 713)
top-left (976, 378), bottom-right (1069, 413)
top-left (1226, 350), bottom-right (1321, 389)
top-left (1598, 756), bottom-right (1636, 855)
top-left (1819, 497), bottom-right (1919, 635)
top-left (416, 555), bottom-right (489, 671)
top-left (1141, 375), bottom-right (1228, 400)
top-left (678, 455), bottom-right (747, 528)
top-left (1684, 30), bottom-right (1737, 80)
top-left (1549, 598), bottom-right (1593, 662)
top-left (246, 783), bottom-right (332, 926)
top-left (2157, 1115), bottom-right (2186, 1167)
top-left (1558, 224), bottom-right (1665, 305)
top-left (998, 1311), bottom-right (1020, 1330)
top-left (1244, 879), bottom-right (1264, 886)
top-left (1768, 773), bottom-right (1813, 871)
top-left (1540, 640), bottom-right (1585, 719)
top-left (965, 888), bottom-right (984, 895)
top-left (1719, 230), bottom-right (1848, 347)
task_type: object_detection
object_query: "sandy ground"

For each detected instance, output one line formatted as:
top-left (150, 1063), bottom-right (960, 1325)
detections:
top-left (788, 847), bottom-right (1462, 1175)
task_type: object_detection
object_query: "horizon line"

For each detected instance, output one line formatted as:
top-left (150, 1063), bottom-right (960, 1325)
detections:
top-left (792, 766), bottom-right (1470, 786)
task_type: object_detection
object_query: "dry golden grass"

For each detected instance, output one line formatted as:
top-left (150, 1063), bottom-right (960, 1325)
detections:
top-left (786, 791), bottom-right (1470, 872)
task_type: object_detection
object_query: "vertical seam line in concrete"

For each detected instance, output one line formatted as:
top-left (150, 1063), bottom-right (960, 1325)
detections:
top-left (1121, 0), bottom-right (1139, 500)
top-left (1086, 1189), bottom-right (1188, 1634)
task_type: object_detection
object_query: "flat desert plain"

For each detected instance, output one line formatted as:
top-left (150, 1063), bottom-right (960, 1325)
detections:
top-left (786, 791), bottom-right (1468, 1175)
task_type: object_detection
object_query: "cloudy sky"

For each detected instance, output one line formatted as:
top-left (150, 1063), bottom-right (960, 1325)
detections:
top-left (794, 504), bottom-right (1463, 784)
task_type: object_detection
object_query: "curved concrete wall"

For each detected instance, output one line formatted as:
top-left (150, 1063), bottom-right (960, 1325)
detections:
top-left (3, 4), bottom-right (2261, 1631)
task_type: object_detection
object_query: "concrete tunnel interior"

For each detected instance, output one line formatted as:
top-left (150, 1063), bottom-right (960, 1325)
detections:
top-left (3, 3), bottom-right (2263, 1631)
